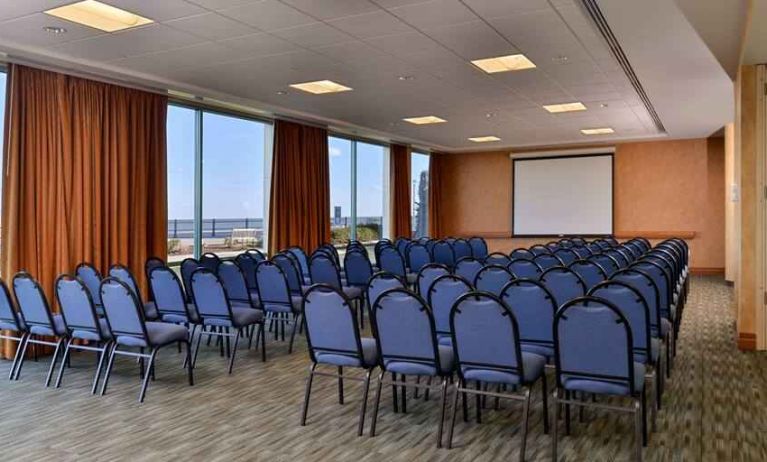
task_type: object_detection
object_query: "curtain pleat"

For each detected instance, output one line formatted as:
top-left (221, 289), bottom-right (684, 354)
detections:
top-left (1, 64), bottom-right (167, 358)
top-left (428, 153), bottom-right (445, 239)
top-left (268, 120), bottom-right (330, 255)
top-left (390, 144), bottom-right (411, 238)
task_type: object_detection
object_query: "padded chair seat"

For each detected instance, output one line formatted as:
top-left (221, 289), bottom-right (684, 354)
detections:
top-left (0, 320), bottom-right (22, 332)
top-left (247, 291), bottom-right (261, 307)
top-left (116, 321), bottom-right (188, 348)
top-left (144, 301), bottom-right (159, 320)
top-left (262, 296), bottom-right (303, 314)
top-left (462, 352), bottom-right (546, 385)
top-left (203, 307), bottom-right (264, 327)
top-left (28, 314), bottom-right (66, 336)
top-left (342, 286), bottom-right (363, 300)
top-left (71, 318), bottom-right (112, 342)
top-left (562, 362), bottom-right (645, 396)
top-left (385, 344), bottom-right (454, 376)
top-left (315, 337), bottom-right (378, 368)
top-left (521, 343), bottom-right (555, 360)
top-left (161, 304), bottom-right (200, 324)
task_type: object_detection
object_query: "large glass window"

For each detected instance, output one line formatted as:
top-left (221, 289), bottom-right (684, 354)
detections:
top-left (411, 151), bottom-right (430, 238)
top-left (329, 137), bottom-right (352, 246)
top-left (166, 106), bottom-right (196, 261)
top-left (356, 142), bottom-right (386, 242)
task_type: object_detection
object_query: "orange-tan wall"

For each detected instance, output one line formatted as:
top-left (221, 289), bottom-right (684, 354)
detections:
top-left (437, 138), bottom-right (725, 271)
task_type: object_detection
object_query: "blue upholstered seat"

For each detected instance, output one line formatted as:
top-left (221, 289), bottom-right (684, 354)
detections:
top-left (563, 362), bottom-right (646, 395)
top-left (463, 351), bottom-right (546, 385)
top-left (315, 337), bottom-right (378, 368)
top-left (29, 314), bottom-right (66, 336)
top-left (116, 321), bottom-right (188, 348)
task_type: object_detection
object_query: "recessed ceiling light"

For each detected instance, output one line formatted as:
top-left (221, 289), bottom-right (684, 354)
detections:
top-left (600, 103), bottom-right (609, 108)
top-left (45, 1), bottom-right (153, 33)
top-left (543, 102), bottom-right (587, 113)
top-left (276, 90), bottom-right (288, 95)
top-left (581, 127), bottom-right (615, 135)
top-left (468, 136), bottom-right (501, 143)
top-left (397, 75), bottom-right (415, 81)
top-left (402, 116), bottom-right (447, 125)
top-left (43, 26), bottom-right (67, 34)
top-left (485, 112), bottom-right (496, 119)
top-left (471, 54), bottom-right (536, 74)
top-left (552, 55), bottom-right (569, 64)
top-left (289, 80), bottom-right (352, 94)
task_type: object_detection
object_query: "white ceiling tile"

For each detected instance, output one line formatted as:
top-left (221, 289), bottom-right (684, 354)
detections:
top-left (371, 0), bottom-right (431, 7)
top-left (388, 0), bottom-right (477, 29)
top-left (281, 0), bottom-right (379, 20)
top-left (365, 31), bottom-right (443, 56)
top-left (186, 0), bottom-right (258, 9)
top-left (165, 13), bottom-right (257, 40)
top-left (110, 42), bottom-right (244, 74)
top-left (423, 20), bottom-right (515, 60)
top-left (0, 0), bottom-right (73, 21)
top-left (217, 32), bottom-right (302, 56)
top-left (461, 0), bottom-right (550, 18)
top-left (219, 0), bottom-right (315, 31)
top-left (328, 10), bottom-right (415, 39)
top-left (273, 22), bottom-right (356, 48)
top-left (105, 0), bottom-right (208, 21)
top-left (0, 13), bottom-right (105, 47)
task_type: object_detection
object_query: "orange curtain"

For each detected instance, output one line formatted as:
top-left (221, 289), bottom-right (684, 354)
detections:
top-left (390, 144), bottom-right (411, 238)
top-left (1, 64), bottom-right (167, 358)
top-left (428, 152), bottom-right (446, 239)
top-left (268, 119), bottom-right (330, 255)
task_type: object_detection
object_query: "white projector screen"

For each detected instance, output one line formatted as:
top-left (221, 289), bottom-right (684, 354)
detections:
top-left (512, 154), bottom-right (613, 236)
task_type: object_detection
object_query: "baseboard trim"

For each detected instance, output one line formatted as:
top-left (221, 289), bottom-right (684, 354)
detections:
top-left (738, 332), bottom-right (757, 351)
top-left (690, 267), bottom-right (725, 275)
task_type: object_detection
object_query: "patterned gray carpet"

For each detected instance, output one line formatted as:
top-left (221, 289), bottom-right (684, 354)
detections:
top-left (0, 276), bottom-right (763, 461)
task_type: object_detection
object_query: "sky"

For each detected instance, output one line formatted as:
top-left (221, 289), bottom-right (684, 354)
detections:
top-left (329, 136), bottom-right (385, 219)
top-left (0, 72), bottom-right (5, 193)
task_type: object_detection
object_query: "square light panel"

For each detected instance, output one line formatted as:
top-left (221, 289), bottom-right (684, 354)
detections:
top-left (289, 80), bottom-right (352, 94)
top-left (471, 54), bottom-right (536, 74)
top-left (403, 116), bottom-right (447, 125)
top-left (468, 136), bottom-right (501, 142)
top-left (45, 1), bottom-right (153, 32)
top-left (581, 127), bottom-right (615, 135)
top-left (543, 102), bottom-right (587, 113)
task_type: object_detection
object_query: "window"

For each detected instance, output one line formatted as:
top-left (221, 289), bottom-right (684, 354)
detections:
top-left (329, 136), bottom-right (389, 246)
top-left (0, 70), bottom-right (6, 249)
top-left (166, 104), bottom-right (272, 262)
top-left (411, 151), bottom-right (430, 238)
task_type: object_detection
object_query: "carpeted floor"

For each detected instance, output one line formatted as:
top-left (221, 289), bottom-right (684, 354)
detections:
top-left (0, 275), bottom-right (764, 461)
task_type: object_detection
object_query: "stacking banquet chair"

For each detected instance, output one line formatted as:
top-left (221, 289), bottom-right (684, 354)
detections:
top-left (586, 242), bottom-right (603, 255)
top-left (629, 260), bottom-right (678, 364)
top-left (407, 243), bottom-right (432, 273)
top-left (12, 272), bottom-right (68, 386)
top-left (108, 264), bottom-right (158, 320)
top-left (75, 262), bottom-right (103, 314)
top-left (571, 246), bottom-right (592, 260)
top-left (300, 285), bottom-right (379, 436)
top-left (218, 261), bottom-right (267, 357)
top-left (366, 272), bottom-right (406, 309)
top-left (589, 253), bottom-right (621, 277)
top-left (468, 236), bottom-right (488, 261)
top-left (374, 240), bottom-right (392, 267)
top-left (510, 248), bottom-right (535, 260)
top-left (568, 259), bottom-right (608, 291)
top-left (486, 252), bottom-right (511, 266)
top-left (181, 258), bottom-right (203, 302)
top-left (431, 240), bottom-right (456, 270)
top-left (148, 265), bottom-right (200, 329)
top-left (416, 263), bottom-right (450, 297)
top-left (0, 279), bottom-right (28, 380)
top-left (559, 238), bottom-right (574, 248)
top-left (529, 244), bottom-right (550, 256)
top-left (199, 252), bottom-right (221, 272)
top-left (623, 241), bottom-right (645, 259)
top-left (344, 249), bottom-right (374, 291)
top-left (552, 297), bottom-right (648, 462)
top-left (255, 260), bottom-right (303, 352)
top-left (571, 237), bottom-right (587, 247)
top-left (379, 246), bottom-right (416, 284)
top-left (395, 238), bottom-right (411, 257)
top-left (445, 292), bottom-right (548, 458)
top-left (235, 253), bottom-right (260, 301)
top-left (144, 257), bottom-right (165, 289)
top-left (605, 249), bottom-right (630, 269)
top-left (474, 265), bottom-right (515, 296)
top-left (286, 246), bottom-right (311, 284)
top-left (533, 253), bottom-right (563, 271)
top-left (99, 278), bottom-right (193, 403)
top-left (190, 268), bottom-right (264, 371)
top-left (540, 267), bottom-right (587, 308)
top-left (310, 253), bottom-right (365, 327)
top-left (500, 279), bottom-right (558, 371)
top-left (452, 239), bottom-right (473, 261)
top-left (554, 248), bottom-right (579, 266)
top-left (274, 252), bottom-right (309, 296)
top-left (546, 241), bottom-right (561, 252)
top-left (428, 274), bottom-right (473, 347)
top-left (454, 257), bottom-right (483, 285)
top-left (369, 288), bottom-right (455, 447)
top-left (508, 258), bottom-right (544, 280)
top-left (615, 246), bottom-right (636, 265)
top-left (53, 275), bottom-right (113, 393)
top-left (594, 239), bottom-right (613, 251)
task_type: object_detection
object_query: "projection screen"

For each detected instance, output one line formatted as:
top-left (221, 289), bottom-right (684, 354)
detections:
top-left (512, 153), bottom-right (614, 236)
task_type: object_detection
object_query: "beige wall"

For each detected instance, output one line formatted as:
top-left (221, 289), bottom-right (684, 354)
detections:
top-left (436, 138), bottom-right (725, 271)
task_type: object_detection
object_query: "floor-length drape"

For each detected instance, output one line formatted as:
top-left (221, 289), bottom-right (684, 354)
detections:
top-left (268, 120), bottom-right (330, 255)
top-left (1, 64), bottom-right (167, 358)
top-left (428, 152), bottom-right (445, 239)
top-left (389, 144), bottom-right (411, 238)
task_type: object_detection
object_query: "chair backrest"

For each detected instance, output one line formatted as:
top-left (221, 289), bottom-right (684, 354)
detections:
top-left (427, 274), bottom-right (472, 336)
top-left (144, 257), bottom-right (165, 282)
top-left (559, 238), bottom-right (574, 248)
top-left (623, 241), bottom-right (644, 258)
top-left (379, 246), bottom-right (407, 277)
top-left (540, 267), bottom-right (586, 307)
top-left (604, 249), bottom-right (629, 268)
top-left (586, 242), bottom-right (603, 255)
top-left (588, 254), bottom-right (620, 277)
top-left (571, 237), bottom-right (586, 247)
top-left (273, 253), bottom-right (304, 294)
top-left (100, 278), bottom-right (147, 340)
top-left (108, 264), bottom-right (142, 299)
top-left (0, 279), bottom-right (21, 329)
top-left (367, 272), bottom-right (406, 307)
top-left (431, 240), bottom-right (455, 268)
top-left (452, 239), bottom-right (473, 261)
top-left (309, 253), bottom-right (343, 289)
top-left (303, 285), bottom-right (365, 365)
top-left (529, 245), bottom-right (550, 256)
top-left (629, 261), bottom-right (671, 319)
top-left (533, 253), bottom-right (564, 271)
top-left (554, 297), bottom-right (636, 394)
top-left (344, 249), bottom-right (374, 287)
top-left (75, 262), bottom-right (103, 305)
top-left (416, 263), bottom-right (450, 296)
top-left (454, 257), bottom-right (483, 285)
top-left (450, 292), bottom-right (524, 380)
top-left (246, 248), bottom-right (267, 262)
top-left (55, 275), bottom-right (103, 337)
top-left (510, 248), bottom-right (535, 260)
top-left (320, 243), bottom-right (341, 265)
top-left (235, 253), bottom-right (258, 290)
top-left (199, 253), bottom-right (221, 272)
top-left (407, 243), bottom-right (432, 273)
top-left (614, 246), bottom-right (636, 265)
top-left (286, 246), bottom-right (310, 280)
top-left (546, 241), bottom-right (561, 252)
top-left (589, 281), bottom-right (651, 358)
top-left (468, 237), bottom-right (488, 260)
top-left (507, 258), bottom-right (543, 280)
top-left (255, 260), bottom-right (292, 306)
top-left (374, 240), bottom-right (392, 266)
top-left (594, 239), bottom-right (612, 250)
top-left (485, 252), bottom-right (511, 267)
top-left (217, 260), bottom-right (253, 303)
top-left (553, 248), bottom-right (578, 266)
top-left (371, 289), bottom-right (441, 372)
top-left (148, 266), bottom-right (190, 318)
top-left (567, 260), bottom-right (608, 291)
top-left (572, 246), bottom-right (592, 259)
top-left (190, 268), bottom-right (233, 320)
top-left (500, 279), bottom-right (557, 349)
top-left (611, 268), bottom-right (661, 334)
top-left (474, 265), bottom-right (515, 296)
top-left (395, 238), bottom-right (411, 257)
top-left (13, 272), bottom-right (55, 329)
top-left (180, 258), bottom-right (202, 301)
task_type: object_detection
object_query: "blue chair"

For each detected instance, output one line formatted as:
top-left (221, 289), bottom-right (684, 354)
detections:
top-left (540, 267), bottom-right (586, 308)
top-left (559, 238), bottom-right (574, 248)
top-left (416, 263), bottom-right (450, 297)
top-left (474, 265), bottom-right (514, 296)
top-left (571, 237), bottom-right (587, 247)
top-left (75, 262), bottom-right (103, 311)
top-left (432, 240), bottom-right (456, 269)
top-left (369, 289), bottom-right (454, 446)
top-left (568, 259), bottom-right (608, 291)
top-left (286, 246), bottom-right (311, 283)
top-left (407, 243), bottom-right (432, 273)
top-left (631, 261), bottom-right (674, 328)
top-left (624, 241), bottom-right (645, 259)
top-left (605, 249), bottom-right (630, 268)
top-left (446, 292), bottom-right (547, 456)
top-left (53, 275), bottom-right (112, 393)
top-left (554, 248), bottom-right (579, 266)
top-left (190, 268), bottom-right (265, 369)
top-left (395, 238), bottom-right (411, 257)
top-left (310, 253), bottom-right (363, 301)
top-left (199, 252), bottom-right (221, 272)
top-left (379, 246), bottom-right (415, 284)
top-left (586, 242), bottom-right (603, 255)
top-left (218, 259), bottom-right (264, 314)
top-left (427, 274), bottom-right (472, 346)
top-left (255, 260), bottom-right (302, 353)
top-left (99, 278), bottom-right (193, 402)
top-left (452, 239), bottom-right (472, 261)
top-left (594, 239), bottom-right (612, 250)
top-left (533, 253), bottom-right (563, 271)
top-left (572, 246), bottom-right (592, 259)
top-left (454, 257), bottom-right (483, 285)
top-left (300, 285), bottom-right (379, 436)
top-left (0, 279), bottom-right (27, 380)
top-left (12, 272), bottom-right (67, 386)
top-left (468, 237), bottom-right (488, 260)
top-left (144, 257), bottom-right (165, 286)
top-left (274, 252), bottom-right (308, 295)
top-left (510, 248), bottom-right (535, 260)
top-left (546, 241), bottom-right (561, 252)
top-left (500, 279), bottom-right (558, 365)
top-left (181, 258), bottom-right (202, 301)
top-left (615, 246), bottom-right (636, 265)
top-left (246, 248), bottom-right (267, 262)
top-left (552, 296), bottom-right (647, 462)
top-left (344, 249), bottom-right (374, 288)
top-left (374, 240), bottom-right (393, 267)
top-left (485, 252), bottom-right (511, 266)
top-left (108, 264), bottom-right (158, 320)
top-left (508, 258), bottom-right (543, 280)
top-left (148, 266), bottom-right (200, 326)
top-left (320, 243), bottom-right (341, 266)
top-left (235, 253), bottom-right (259, 298)
top-left (589, 253), bottom-right (620, 277)
top-left (529, 245), bottom-right (550, 256)
top-left (366, 272), bottom-right (406, 309)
